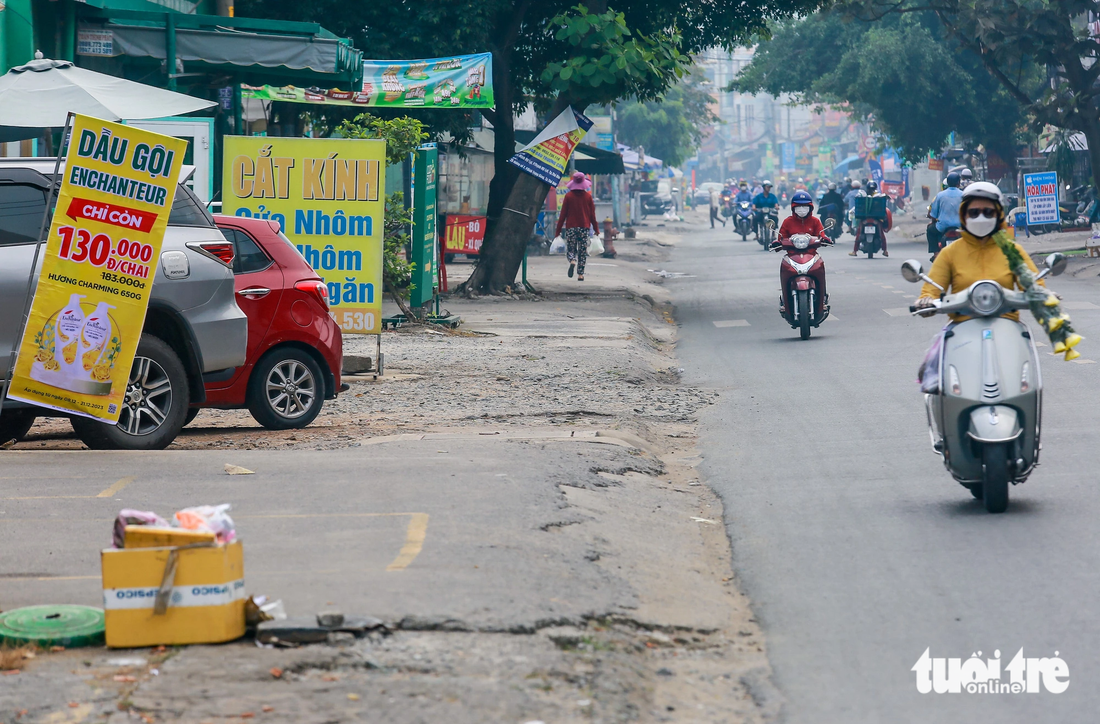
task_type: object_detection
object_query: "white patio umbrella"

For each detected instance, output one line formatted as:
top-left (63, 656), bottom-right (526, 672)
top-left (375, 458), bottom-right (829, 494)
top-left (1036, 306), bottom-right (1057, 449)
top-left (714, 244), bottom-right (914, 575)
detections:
top-left (0, 52), bottom-right (216, 140)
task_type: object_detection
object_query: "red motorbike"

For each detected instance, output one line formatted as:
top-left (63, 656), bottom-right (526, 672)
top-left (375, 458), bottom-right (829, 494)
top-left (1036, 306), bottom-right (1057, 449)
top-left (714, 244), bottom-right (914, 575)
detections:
top-left (770, 221), bottom-right (835, 340)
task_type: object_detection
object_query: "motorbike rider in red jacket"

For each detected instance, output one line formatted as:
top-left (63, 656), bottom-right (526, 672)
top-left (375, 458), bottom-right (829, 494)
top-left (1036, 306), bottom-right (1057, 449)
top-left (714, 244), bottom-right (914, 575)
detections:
top-left (778, 190), bottom-right (826, 242)
top-left (775, 190), bottom-right (828, 311)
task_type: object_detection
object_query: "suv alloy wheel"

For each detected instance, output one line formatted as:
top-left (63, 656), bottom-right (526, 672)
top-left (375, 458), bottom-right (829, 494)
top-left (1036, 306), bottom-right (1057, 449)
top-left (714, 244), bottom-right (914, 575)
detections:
top-left (70, 334), bottom-right (190, 450)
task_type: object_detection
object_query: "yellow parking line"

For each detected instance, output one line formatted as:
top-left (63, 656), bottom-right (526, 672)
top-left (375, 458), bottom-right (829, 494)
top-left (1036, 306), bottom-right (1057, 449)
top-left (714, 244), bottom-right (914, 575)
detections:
top-left (386, 513), bottom-right (429, 572)
top-left (96, 476), bottom-right (136, 498)
top-left (238, 512), bottom-right (430, 571)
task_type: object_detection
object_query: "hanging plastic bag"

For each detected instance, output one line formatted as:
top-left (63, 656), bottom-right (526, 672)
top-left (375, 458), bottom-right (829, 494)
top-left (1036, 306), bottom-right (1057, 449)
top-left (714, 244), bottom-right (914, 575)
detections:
top-left (588, 233), bottom-right (605, 256)
top-left (549, 235), bottom-right (566, 254)
top-left (917, 329), bottom-right (946, 394)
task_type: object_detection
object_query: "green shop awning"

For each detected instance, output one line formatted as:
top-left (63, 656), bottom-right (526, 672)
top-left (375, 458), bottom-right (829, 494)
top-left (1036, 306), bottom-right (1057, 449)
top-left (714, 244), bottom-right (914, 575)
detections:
top-left (77, 9), bottom-right (362, 85)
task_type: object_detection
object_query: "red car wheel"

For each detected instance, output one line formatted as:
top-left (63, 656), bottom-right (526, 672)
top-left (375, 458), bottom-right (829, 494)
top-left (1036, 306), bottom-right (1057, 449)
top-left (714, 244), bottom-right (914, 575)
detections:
top-left (246, 347), bottom-right (325, 430)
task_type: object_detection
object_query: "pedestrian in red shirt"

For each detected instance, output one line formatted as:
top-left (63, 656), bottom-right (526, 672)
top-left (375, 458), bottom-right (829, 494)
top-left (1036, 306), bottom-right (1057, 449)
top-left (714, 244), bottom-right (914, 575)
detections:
top-left (555, 172), bottom-right (600, 281)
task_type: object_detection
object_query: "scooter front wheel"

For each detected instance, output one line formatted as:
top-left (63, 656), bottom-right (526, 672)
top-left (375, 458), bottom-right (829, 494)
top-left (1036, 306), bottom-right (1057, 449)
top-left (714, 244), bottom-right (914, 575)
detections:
top-left (797, 289), bottom-right (811, 340)
top-left (981, 443), bottom-right (1010, 513)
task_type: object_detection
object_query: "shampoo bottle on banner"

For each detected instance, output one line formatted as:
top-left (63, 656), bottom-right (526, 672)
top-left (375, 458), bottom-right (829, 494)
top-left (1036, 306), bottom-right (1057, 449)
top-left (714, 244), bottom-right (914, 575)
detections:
top-left (55, 293), bottom-right (85, 372)
top-left (79, 302), bottom-right (115, 374)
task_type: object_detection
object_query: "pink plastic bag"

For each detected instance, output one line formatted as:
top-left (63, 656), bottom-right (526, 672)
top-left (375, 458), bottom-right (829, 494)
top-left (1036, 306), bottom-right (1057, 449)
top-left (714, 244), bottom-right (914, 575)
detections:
top-left (113, 509), bottom-right (170, 548)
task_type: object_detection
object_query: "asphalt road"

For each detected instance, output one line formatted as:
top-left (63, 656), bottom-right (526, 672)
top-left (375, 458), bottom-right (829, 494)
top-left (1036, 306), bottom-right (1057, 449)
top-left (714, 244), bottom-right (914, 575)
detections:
top-left (670, 216), bottom-right (1100, 721)
top-left (0, 438), bottom-right (648, 630)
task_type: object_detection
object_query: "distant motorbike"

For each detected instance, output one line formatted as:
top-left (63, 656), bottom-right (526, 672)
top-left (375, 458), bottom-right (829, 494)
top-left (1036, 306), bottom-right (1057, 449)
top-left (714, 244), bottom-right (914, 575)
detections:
top-left (719, 190), bottom-right (733, 221)
top-left (758, 208), bottom-right (779, 249)
top-left (857, 216), bottom-right (886, 258)
top-left (734, 201), bottom-right (753, 240)
top-left (901, 253), bottom-right (1067, 513)
top-left (770, 219), bottom-right (835, 340)
top-left (818, 203), bottom-right (843, 242)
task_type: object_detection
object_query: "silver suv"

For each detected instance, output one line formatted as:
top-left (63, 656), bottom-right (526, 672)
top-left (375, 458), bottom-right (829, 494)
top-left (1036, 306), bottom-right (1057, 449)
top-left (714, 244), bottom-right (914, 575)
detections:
top-left (0, 160), bottom-right (247, 449)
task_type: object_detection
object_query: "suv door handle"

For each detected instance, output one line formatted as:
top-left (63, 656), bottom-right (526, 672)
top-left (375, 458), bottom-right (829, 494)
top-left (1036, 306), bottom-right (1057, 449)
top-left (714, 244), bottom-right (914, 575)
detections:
top-left (237, 287), bottom-right (271, 298)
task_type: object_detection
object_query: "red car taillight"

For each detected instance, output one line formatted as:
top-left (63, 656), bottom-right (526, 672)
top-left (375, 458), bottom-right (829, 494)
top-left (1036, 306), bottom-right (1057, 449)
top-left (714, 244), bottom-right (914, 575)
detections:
top-left (187, 241), bottom-right (235, 267)
top-left (295, 279), bottom-right (329, 311)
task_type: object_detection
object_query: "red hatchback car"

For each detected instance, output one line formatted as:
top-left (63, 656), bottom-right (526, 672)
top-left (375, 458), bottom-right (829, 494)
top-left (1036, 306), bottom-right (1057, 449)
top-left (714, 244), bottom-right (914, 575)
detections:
top-left (186, 215), bottom-right (342, 429)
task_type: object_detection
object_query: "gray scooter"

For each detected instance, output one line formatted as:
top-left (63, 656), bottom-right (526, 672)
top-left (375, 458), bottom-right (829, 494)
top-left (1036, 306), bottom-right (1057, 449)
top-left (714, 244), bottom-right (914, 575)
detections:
top-left (900, 253), bottom-right (1068, 513)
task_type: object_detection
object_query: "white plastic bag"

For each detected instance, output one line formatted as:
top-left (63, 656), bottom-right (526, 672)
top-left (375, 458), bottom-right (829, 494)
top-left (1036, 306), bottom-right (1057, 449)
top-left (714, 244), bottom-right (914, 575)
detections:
top-left (173, 503), bottom-right (236, 543)
top-left (549, 235), bottom-right (566, 254)
top-left (588, 233), bottom-right (605, 255)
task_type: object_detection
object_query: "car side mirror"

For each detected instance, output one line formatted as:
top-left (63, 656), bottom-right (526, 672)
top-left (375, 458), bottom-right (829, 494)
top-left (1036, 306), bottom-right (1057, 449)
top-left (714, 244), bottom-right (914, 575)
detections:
top-left (901, 259), bottom-right (923, 283)
top-left (1045, 252), bottom-right (1068, 277)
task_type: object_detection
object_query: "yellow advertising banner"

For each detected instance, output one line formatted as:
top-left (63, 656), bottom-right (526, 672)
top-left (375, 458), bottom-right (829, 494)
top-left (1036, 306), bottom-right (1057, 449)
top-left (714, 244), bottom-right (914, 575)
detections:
top-left (221, 137), bottom-right (386, 334)
top-left (7, 115), bottom-right (186, 423)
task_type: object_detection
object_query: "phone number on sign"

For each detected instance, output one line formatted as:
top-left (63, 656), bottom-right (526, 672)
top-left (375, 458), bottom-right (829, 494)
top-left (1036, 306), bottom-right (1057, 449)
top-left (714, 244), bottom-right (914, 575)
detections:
top-left (56, 225), bottom-right (153, 282)
top-left (336, 311), bottom-right (376, 332)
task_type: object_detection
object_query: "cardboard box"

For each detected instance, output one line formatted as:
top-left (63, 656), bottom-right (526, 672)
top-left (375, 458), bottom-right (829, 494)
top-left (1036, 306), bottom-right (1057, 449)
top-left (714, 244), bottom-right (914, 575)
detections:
top-left (101, 541), bottom-right (245, 648)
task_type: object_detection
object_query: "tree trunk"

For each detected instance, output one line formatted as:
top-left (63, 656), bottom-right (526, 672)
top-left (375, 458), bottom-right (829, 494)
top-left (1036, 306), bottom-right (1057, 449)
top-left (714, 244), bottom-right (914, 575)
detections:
top-left (463, 95), bottom-right (580, 294)
top-left (386, 280), bottom-right (418, 322)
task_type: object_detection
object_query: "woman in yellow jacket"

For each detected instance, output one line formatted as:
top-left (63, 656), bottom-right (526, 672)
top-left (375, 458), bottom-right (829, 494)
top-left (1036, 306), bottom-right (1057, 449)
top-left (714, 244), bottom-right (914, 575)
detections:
top-left (915, 181), bottom-right (1043, 320)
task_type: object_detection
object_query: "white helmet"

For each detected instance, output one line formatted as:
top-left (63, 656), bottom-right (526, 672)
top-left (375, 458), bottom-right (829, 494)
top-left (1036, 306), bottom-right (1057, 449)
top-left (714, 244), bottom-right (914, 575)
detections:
top-left (852, 180), bottom-right (861, 189)
top-left (961, 181), bottom-right (1004, 207)
top-left (961, 168), bottom-right (973, 179)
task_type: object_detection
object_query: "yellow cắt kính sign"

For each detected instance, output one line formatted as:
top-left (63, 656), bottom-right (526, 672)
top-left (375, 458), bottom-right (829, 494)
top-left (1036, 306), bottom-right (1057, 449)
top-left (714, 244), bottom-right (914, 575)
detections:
top-left (7, 115), bottom-right (186, 423)
top-left (221, 137), bottom-right (386, 334)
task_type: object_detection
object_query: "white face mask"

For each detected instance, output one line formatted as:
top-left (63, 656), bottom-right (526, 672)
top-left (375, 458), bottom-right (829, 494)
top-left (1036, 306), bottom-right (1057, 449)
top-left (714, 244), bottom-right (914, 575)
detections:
top-left (794, 206), bottom-right (810, 218)
top-left (965, 214), bottom-right (997, 238)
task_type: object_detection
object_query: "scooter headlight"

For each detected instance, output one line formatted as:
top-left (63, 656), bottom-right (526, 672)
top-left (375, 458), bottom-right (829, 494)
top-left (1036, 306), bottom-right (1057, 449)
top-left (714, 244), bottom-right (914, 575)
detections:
top-left (791, 234), bottom-right (811, 250)
top-left (969, 282), bottom-right (1004, 315)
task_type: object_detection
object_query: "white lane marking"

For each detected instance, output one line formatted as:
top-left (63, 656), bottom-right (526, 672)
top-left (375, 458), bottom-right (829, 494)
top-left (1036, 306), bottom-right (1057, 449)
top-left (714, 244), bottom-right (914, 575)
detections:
top-left (713, 320), bottom-right (750, 328)
top-left (1035, 341), bottom-right (1049, 347)
top-left (1073, 359), bottom-right (1097, 364)
top-left (892, 290), bottom-right (907, 294)
top-left (880, 285), bottom-right (895, 289)
top-left (1061, 301), bottom-right (1099, 310)
top-left (883, 308), bottom-right (912, 317)
top-left (823, 314), bottom-right (839, 322)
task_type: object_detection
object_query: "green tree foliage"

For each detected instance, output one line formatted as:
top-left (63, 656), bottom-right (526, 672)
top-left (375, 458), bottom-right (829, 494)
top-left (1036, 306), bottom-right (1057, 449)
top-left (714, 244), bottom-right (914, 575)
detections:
top-left (335, 114), bottom-right (427, 316)
top-left (838, 0), bottom-right (1100, 188)
top-left (732, 10), bottom-right (1031, 164)
top-left (615, 75), bottom-right (718, 167)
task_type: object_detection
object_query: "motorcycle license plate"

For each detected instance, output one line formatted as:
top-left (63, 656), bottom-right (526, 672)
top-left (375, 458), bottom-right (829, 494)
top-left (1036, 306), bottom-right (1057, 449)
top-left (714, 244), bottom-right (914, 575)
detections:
top-left (864, 225), bottom-right (876, 233)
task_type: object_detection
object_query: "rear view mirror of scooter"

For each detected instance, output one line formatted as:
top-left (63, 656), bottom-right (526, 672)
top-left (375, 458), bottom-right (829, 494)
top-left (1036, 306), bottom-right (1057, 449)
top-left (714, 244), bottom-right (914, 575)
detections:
top-left (901, 259), bottom-right (945, 291)
top-left (1036, 252), bottom-right (1068, 281)
top-left (823, 218), bottom-right (836, 230)
top-left (901, 259), bottom-right (923, 283)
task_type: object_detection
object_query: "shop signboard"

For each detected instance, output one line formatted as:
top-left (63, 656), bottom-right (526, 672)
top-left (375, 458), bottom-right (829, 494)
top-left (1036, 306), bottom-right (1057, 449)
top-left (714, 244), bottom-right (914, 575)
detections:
top-left (409, 145), bottom-right (437, 309)
top-left (77, 30), bottom-right (116, 57)
top-left (444, 215), bottom-right (486, 255)
top-left (1024, 172), bottom-right (1059, 225)
top-left (587, 115), bottom-right (614, 152)
top-left (241, 53), bottom-right (493, 109)
top-left (781, 143), bottom-right (796, 173)
top-left (7, 115), bottom-right (186, 422)
top-left (222, 137), bottom-right (386, 334)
